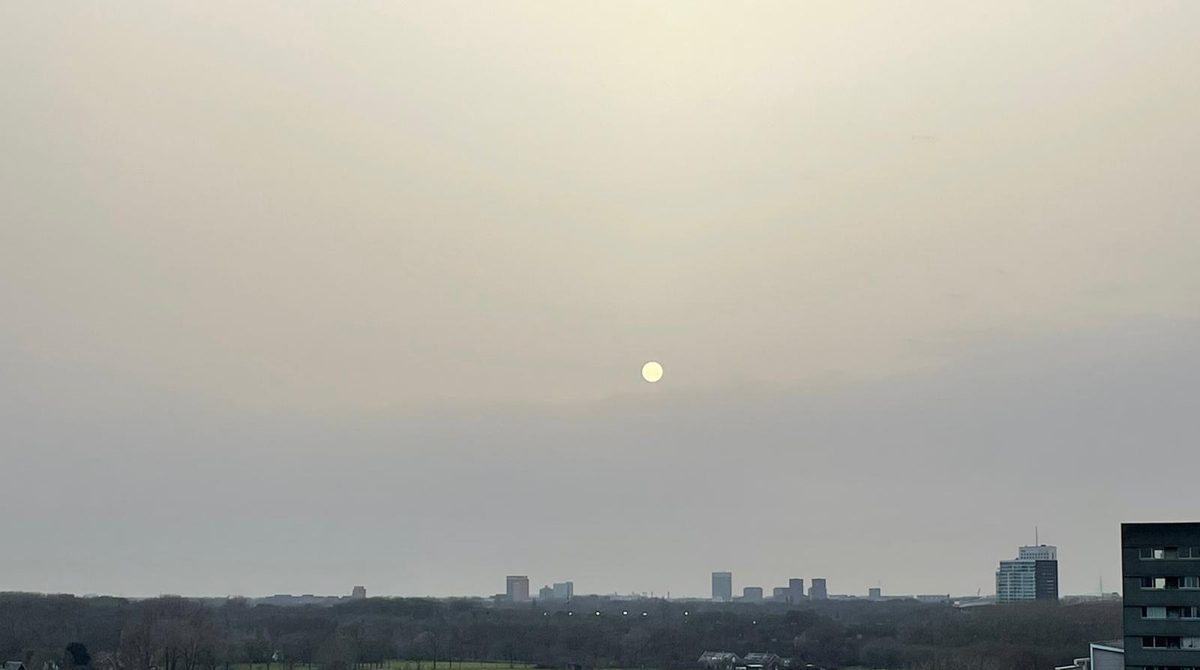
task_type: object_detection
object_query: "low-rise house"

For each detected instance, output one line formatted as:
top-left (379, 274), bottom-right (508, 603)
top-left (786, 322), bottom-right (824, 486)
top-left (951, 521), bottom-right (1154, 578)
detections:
top-left (698, 652), bottom-right (741, 670)
top-left (741, 652), bottom-right (781, 670)
top-left (1055, 640), bottom-right (1123, 670)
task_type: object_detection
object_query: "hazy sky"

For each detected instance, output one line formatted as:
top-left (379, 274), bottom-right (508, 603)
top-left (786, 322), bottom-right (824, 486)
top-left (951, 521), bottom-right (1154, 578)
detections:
top-left (2, 2), bottom-right (1199, 599)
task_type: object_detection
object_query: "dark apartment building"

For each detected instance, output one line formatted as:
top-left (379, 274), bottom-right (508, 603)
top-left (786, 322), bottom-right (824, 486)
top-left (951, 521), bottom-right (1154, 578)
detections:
top-left (1122, 522), bottom-right (1200, 669)
top-left (1036, 559), bottom-right (1060, 601)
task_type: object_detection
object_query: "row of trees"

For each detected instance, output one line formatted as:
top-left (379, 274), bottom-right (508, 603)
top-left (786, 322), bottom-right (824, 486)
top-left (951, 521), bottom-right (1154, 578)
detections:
top-left (0, 593), bottom-right (1119, 670)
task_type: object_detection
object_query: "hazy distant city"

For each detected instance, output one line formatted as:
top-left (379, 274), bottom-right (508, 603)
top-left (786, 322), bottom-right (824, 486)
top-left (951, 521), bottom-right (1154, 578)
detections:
top-left (167, 538), bottom-right (1112, 610)
top-left (4, 1), bottom-right (1200, 670)
top-left (12, 523), bottom-right (1196, 670)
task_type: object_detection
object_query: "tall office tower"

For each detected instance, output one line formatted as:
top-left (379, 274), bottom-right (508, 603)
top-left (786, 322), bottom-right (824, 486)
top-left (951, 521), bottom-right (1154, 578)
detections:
top-left (506, 575), bottom-right (530, 601)
top-left (351, 586), bottom-right (366, 599)
top-left (789, 578), bottom-right (805, 602)
top-left (1035, 559), bottom-right (1060, 600)
top-left (772, 587), bottom-right (789, 600)
top-left (1123, 522), bottom-right (1200, 669)
top-left (996, 545), bottom-right (1059, 602)
top-left (810, 578), bottom-right (828, 600)
top-left (743, 586), bottom-right (764, 601)
top-left (869, 587), bottom-right (882, 600)
top-left (712, 572), bottom-right (733, 602)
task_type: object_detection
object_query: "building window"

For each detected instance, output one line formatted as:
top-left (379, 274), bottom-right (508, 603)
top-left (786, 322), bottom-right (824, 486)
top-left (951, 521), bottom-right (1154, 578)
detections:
top-left (1141, 576), bottom-right (1200, 590)
top-left (1139, 546), bottom-right (1200, 560)
top-left (1156, 607), bottom-right (1200, 619)
top-left (1184, 638), bottom-right (1200, 650)
top-left (1144, 636), bottom-right (1182, 649)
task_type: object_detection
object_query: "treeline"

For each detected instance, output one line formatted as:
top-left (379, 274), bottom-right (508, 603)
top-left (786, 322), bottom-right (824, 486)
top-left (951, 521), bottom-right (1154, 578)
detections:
top-left (0, 593), bottom-right (1119, 670)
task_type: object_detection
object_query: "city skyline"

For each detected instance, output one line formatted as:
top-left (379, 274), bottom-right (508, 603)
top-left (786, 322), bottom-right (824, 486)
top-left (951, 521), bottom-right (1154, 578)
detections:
top-left (32, 552), bottom-right (1112, 602)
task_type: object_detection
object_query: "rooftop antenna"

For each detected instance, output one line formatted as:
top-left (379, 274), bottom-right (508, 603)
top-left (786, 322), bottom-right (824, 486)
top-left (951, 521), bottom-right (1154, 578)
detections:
top-left (1036, 525), bottom-right (1039, 545)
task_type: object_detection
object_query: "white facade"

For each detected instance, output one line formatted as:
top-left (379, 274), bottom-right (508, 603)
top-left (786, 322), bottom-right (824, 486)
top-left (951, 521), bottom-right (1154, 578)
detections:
top-left (1019, 544), bottom-right (1058, 561)
top-left (1089, 642), bottom-right (1123, 670)
top-left (996, 560), bottom-right (1038, 602)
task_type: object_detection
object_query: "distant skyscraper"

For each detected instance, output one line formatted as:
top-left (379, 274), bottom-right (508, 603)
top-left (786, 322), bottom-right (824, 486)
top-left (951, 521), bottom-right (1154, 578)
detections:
top-left (550, 582), bottom-right (573, 600)
top-left (712, 572), bottom-right (733, 602)
top-left (996, 545), bottom-right (1058, 602)
top-left (351, 586), bottom-right (366, 599)
top-left (772, 587), bottom-right (789, 600)
top-left (506, 575), bottom-right (530, 601)
top-left (537, 583), bottom-right (573, 600)
top-left (809, 578), bottom-right (828, 600)
top-left (868, 587), bottom-right (881, 600)
top-left (743, 586), bottom-right (763, 601)
top-left (788, 578), bottom-right (805, 603)
top-left (1123, 522), bottom-right (1200, 669)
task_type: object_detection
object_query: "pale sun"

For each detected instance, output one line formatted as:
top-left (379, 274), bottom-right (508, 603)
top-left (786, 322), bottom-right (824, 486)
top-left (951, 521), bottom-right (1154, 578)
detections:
top-left (641, 361), bottom-right (663, 383)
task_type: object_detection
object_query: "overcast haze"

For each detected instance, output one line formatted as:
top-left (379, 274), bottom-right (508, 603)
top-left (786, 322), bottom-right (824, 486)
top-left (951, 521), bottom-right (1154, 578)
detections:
top-left (2, 2), bottom-right (1199, 599)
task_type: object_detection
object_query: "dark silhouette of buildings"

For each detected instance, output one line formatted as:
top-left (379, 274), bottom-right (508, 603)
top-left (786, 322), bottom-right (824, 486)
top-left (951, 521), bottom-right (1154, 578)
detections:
top-left (1122, 522), bottom-right (1200, 668)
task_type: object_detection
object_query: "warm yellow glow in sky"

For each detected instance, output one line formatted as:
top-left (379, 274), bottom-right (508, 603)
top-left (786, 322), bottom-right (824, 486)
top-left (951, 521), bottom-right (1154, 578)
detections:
top-left (641, 361), bottom-right (664, 383)
top-left (1, 1), bottom-right (1198, 415)
top-left (1, 0), bottom-right (1200, 602)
